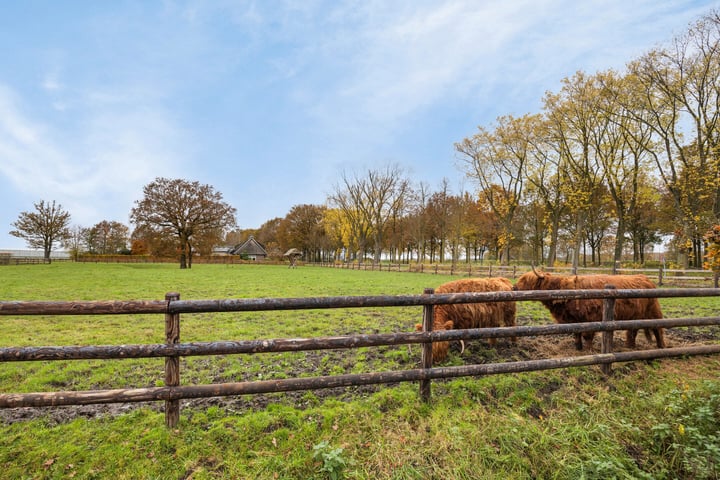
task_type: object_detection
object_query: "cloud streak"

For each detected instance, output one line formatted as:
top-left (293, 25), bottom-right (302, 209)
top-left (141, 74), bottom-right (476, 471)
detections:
top-left (0, 82), bottom-right (184, 227)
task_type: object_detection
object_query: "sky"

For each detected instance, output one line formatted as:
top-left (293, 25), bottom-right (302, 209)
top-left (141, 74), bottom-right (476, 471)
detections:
top-left (1, 0), bottom-right (718, 250)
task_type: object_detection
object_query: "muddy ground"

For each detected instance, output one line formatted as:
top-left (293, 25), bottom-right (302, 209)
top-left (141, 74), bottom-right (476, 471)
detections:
top-left (1, 318), bottom-right (718, 426)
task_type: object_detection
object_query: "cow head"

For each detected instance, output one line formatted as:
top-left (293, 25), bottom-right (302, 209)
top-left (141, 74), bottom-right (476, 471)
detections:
top-left (516, 268), bottom-right (547, 290)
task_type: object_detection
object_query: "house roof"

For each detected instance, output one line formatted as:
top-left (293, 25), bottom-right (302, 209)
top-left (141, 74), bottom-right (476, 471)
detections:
top-left (229, 236), bottom-right (268, 256)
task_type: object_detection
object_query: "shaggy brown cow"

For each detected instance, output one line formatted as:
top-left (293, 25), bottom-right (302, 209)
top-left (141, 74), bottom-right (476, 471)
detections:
top-left (514, 268), bottom-right (666, 350)
top-left (416, 277), bottom-right (517, 363)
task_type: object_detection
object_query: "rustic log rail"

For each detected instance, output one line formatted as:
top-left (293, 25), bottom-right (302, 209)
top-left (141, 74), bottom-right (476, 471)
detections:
top-left (1, 287), bottom-right (720, 428)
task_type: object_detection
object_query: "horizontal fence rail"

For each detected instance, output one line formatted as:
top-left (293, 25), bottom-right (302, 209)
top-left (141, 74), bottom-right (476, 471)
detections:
top-left (4, 345), bottom-right (720, 410)
top-left (2, 317), bottom-right (720, 363)
top-left (5, 288), bottom-right (720, 316)
top-left (1, 287), bottom-right (720, 427)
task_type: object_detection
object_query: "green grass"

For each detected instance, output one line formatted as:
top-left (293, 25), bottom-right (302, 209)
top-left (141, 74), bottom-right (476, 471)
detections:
top-left (1, 263), bottom-right (719, 479)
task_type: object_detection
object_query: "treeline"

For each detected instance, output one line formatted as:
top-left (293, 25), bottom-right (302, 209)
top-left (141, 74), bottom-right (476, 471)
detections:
top-left (12, 10), bottom-right (719, 269)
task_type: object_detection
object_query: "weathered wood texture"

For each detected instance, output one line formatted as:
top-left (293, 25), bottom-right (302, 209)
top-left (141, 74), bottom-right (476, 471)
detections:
top-left (0, 300), bottom-right (167, 315)
top-left (601, 286), bottom-right (616, 375)
top-left (2, 287), bottom-right (720, 427)
top-left (2, 288), bottom-right (720, 316)
top-left (164, 292), bottom-right (180, 428)
top-left (1, 316), bottom-right (719, 362)
top-left (420, 288), bottom-right (434, 402)
top-left (2, 345), bottom-right (719, 409)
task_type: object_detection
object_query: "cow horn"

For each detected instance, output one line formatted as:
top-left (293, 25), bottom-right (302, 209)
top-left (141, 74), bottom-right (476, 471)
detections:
top-left (531, 263), bottom-right (545, 279)
top-left (459, 340), bottom-right (465, 355)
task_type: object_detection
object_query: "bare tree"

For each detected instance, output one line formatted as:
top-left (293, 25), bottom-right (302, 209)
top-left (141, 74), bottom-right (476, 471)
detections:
top-left (130, 178), bottom-right (236, 269)
top-left (329, 164), bottom-right (411, 263)
top-left (10, 200), bottom-right (71, 262)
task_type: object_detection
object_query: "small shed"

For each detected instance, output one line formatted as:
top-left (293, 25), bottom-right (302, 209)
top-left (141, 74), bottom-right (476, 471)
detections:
top-left (228, 236), bottom-right (268, 261)
top-left (283, 248), bottom-right (302, 268)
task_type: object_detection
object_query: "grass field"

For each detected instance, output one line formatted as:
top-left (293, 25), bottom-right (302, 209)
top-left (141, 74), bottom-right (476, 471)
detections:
top-left (1, 262), bottom-right (719, 479)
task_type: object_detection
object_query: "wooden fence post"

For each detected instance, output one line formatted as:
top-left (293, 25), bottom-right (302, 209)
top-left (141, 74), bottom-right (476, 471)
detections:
top-left (601, 285), bottom-right (616, 376)
top-left (658, 266), bottom-right (663, 286)
top-left (165, 292), bottom-right (181, 428)
top-left (420, 288), bottom-right (434, 403)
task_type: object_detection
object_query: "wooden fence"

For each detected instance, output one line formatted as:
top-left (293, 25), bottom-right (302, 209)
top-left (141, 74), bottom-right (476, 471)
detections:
top-left (0, 256), bottom-right (52, 265)
top-left (318, 261), bottom-right (717, 286)
top-left (2, 288), bottom-right (720, 428)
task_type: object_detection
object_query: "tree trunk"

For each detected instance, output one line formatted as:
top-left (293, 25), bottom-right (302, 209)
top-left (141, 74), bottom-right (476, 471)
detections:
top-left (571, 212), bottom-right (584, 275)
top-left (179, 233), bottom-right (188, 269)
top-left (547, 217), bottom-right (560, 267)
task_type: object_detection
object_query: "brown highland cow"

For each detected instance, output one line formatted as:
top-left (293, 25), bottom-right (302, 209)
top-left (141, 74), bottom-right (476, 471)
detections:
top-left (417, 277), bottom-right (517, 363)
top-left (514, 268), bottom-right (666, 350)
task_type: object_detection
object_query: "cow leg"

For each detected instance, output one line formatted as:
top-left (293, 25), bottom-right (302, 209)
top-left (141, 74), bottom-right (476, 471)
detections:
top-left (573, 333), bottom-right (583, 350)
top-left (654, 328), bottom-right (666, 348)
top-left (625, 329), bottom-right (637, 348)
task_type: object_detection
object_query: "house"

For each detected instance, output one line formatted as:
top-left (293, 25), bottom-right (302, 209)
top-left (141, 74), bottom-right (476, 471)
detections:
top-left (228, 236), bottom-right (268, 261)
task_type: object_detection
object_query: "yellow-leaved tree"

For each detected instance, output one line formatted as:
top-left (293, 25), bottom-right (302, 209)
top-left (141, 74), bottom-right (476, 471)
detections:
top-left (703, 225), bottom-right (720, 287)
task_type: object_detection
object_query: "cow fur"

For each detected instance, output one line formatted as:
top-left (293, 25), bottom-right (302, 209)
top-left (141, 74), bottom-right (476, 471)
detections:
top-left (514, 270), bottom-right (666, 350)
top-left (417, 277), bottom-right (517, 363)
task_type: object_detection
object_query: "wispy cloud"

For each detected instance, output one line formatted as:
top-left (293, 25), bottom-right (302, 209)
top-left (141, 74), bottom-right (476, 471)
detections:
top-left (259, 0), bottom-right (710, 131)
top-left (0, 82), bottom-right (184, 226)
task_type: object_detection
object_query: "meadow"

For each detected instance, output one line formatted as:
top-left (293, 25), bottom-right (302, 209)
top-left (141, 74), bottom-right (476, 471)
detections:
top-left (1, 262), bottom-right (719, 479)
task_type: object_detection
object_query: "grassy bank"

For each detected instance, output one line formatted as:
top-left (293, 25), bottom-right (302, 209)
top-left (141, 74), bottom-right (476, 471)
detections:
top-left (1, 263), bottom-right (719, 479)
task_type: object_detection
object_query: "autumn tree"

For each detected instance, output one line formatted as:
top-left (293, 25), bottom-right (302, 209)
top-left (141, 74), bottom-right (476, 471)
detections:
top-left (254, 217), bottom-right (284, 260)
top-left (456, 115), bottom-right (529, 265)
top-left (626, 11), bottom-right (720, 266)
top-left (322, 208), bottom-right (351, 261)
top-left (10, 200), bottom-right (71, 262)
top-left (523, 114), bottom-right (568, 265)
top-left (424, 180), bottom-right (454, 263)
top-left (704, 224), bottom-right (720, 285)
top-left (277, 204), bottom-right (328, 262)
top-left (403, 181), bottom-right (432, 263)
top-left (130, 223), bottom-right (176, 257)
top-left (86, 220), bottom-right (130, 254)
top-left (543, 72), bottom-right (604, 272)
top-left (130, 178), bottom-right (236, 269)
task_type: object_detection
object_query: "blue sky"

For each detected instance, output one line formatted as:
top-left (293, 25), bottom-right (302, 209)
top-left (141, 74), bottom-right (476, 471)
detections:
top-left (1, 0), bottom-right (717, 249)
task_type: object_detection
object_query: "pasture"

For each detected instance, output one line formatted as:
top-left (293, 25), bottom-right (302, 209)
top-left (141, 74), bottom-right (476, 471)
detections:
top-left (1, 263), bottom-right (719, 479)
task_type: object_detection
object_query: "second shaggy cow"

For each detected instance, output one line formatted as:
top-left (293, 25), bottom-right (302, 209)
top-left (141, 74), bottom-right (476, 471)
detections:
top-left (418, 277), bottom-right (517, 363)
top-left (514, 269), bottom-right (666, 350)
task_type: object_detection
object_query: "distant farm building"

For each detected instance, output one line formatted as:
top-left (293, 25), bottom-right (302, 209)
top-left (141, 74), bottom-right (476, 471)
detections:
top-left (228, 236), bottom-right (268, 261)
